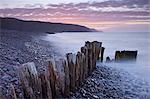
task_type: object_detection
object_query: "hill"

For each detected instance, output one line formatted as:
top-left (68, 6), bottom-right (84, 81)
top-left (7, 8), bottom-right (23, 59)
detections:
top-left (0, 17), bottom-right (96, 33)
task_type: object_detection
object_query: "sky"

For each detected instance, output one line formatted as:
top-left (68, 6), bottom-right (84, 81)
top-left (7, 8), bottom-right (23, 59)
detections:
top-left (0, 0), bottom-right (150, 32)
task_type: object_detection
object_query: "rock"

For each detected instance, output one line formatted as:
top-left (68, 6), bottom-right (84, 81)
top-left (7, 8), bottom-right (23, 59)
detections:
top-left (2, 74), bottom-right (12, 82)
top-left (71, 65), bottom-right (150, 98)
top-left (82, 93), bottom-right (86, 97)
top-left (10, 78), bottom-right (18, 82)
top-left (92, 94), bottom-right (99, 99)
top-left (3, 68), bottom-right (9, 72)
top-left (35, 57), bottom-right (38, 60)
top-left (81, 88), bottom-right (86, 94)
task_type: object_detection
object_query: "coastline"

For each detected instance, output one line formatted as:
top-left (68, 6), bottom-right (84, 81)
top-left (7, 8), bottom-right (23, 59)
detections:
top-left (71, 63), bottom-right (150, 98)
top-left (0, 30), bottom-right (61, 98)
top-left (0, 30), bottom-right (150, 98)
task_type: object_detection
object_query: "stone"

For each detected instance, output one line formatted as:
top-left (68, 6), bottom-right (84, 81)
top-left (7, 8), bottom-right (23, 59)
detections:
top-left (92, 94), bottom-right (99, 99)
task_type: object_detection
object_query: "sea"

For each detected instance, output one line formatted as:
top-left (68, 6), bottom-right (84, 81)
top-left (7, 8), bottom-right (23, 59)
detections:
top-left (42, 32), bottom-right (150, 82)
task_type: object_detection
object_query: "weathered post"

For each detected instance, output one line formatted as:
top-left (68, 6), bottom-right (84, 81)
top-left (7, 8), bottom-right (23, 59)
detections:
top-left (39, 73), bottom-right (52, 99)
top-left (122, 51), bottom-right (137, 61)
top-left (55, 59), bottom-right (66, 97)
top-left (81, 46), bottom-right (88, 79)
top-left (92, 41), bottom-right (97, 70)
top-left (66, 53), bottom-right (76, 92)
top-left (95, 42), bottom-right (102, 60)
top-left (91, 41), bottom-right (102, 69)
top-left (115, 50), bottom-right (138, 61)
top-left (19, 62), bottom-right (42, 99)
top-left (75, 52), bottom-right (85, 86)
top-left (47, 59), bottom-right (57, 98)
top-left (75, 52), bottom-right (81, 87)
top-left (10, 84), bottom-right (17, 99)
top-left (63, 59), bottom-right (70, 97)
top-left (81, 53), bottom-right (86, 82)
top-left (100, 47), bottom-right (105, 62)
top-left (115, 51), bottom-right (121, 61)
top-left (85, 41), bottom-right (93, 74)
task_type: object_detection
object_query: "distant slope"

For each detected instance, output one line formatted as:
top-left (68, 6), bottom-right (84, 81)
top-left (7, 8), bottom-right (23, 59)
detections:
top-left (0, 17), bottom-right (96, 33)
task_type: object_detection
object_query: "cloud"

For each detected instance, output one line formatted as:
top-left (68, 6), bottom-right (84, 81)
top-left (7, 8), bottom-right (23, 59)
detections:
top-left (0, 0), bottom-right (149, 30)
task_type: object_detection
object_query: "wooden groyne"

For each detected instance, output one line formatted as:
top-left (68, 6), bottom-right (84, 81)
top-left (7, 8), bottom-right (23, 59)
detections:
top-left (106, 50), bottom-right (138, 62)
top-left (10, 41), bottom-right (104, 99)
top-left (115, 50), bottom-right (138, 61)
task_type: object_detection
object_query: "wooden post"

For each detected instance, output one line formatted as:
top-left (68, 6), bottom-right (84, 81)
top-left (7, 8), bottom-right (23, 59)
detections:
top-left (115, 51), bottom-right (121, 61)
top-left (122, 51), bottom-right (137, 61)
top-left (19, 62), bottom-right (42, 99)
top-left (39, 74), bottom-right (52, 99)
top-left (46, 59), bottom-right (57, 98)
top-left (66, 53), bottom-right (76, 92)
top-left (85, 41), bottom-right (93, 74)
top-left (55, 59), bottom-right (66, 97)
top-left (75, 52), bottom-right (85, 87)
top-left (100, 47), bottom-right (105, 62)
top-left (115, 50), bottom-right (138, 61)
top-left (95, 42), bottom-right (102, 60)
top-left (63, 59), bottom-right (70, 97)
top-left (92, 41), bottom-right (102, 69)
top-left (81, 46), bottom-right (88, 79)
top-left (75, 52), bottom-right (81, 87)
top-left (92, 41), bottom-right (96, 70)
top-left (10, 84), bottom-right (17, 99)
top-left (81, 53), bottom-right (86, 82)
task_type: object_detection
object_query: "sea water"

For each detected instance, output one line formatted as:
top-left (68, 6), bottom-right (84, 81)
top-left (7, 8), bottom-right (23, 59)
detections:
top-left (42, 32), bottom-right (150, 82)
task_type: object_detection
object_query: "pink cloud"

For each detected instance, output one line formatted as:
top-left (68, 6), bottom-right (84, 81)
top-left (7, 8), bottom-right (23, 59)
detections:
top-left (0, 0), bottom-right (149, 30)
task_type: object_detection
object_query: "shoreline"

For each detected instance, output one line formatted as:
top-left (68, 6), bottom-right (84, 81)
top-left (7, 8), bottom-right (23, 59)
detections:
top-left (71, 63), bottom-right (150, 98)
top-left (0, 30), bottom-right (61, 98)
top-left (0, 31), bottom-right (150, 98)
